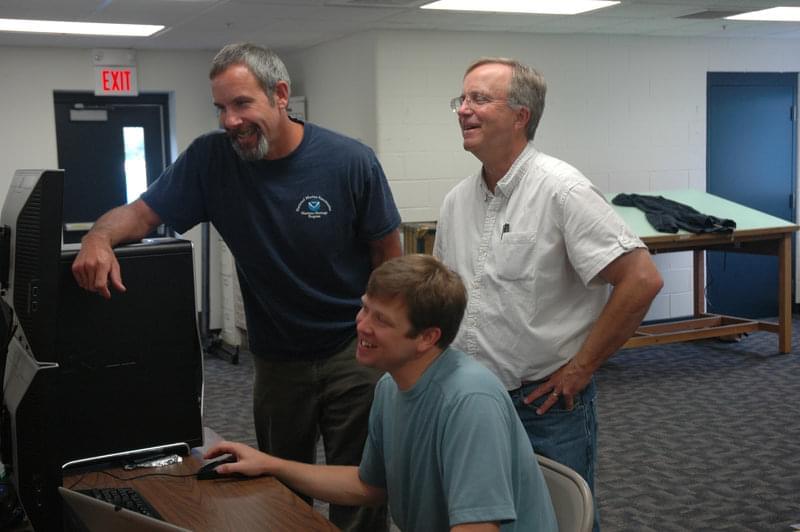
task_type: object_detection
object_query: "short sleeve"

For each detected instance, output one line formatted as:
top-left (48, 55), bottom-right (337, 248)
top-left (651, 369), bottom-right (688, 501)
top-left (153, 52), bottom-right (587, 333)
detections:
top-left (141, 137), bottom-right (211, 234)
top-left (358, 434), bottom-right (386, 489)
top-left (358, 387), bottom-right (387, 489)
top-left (354, 151), bottom-right (401, 242)
top-left (562, 182), bottom-right (645, 286)
top-left (440, 393), bottom-right (518, 527)
top-left (433, 193), bottom-right (451, 260)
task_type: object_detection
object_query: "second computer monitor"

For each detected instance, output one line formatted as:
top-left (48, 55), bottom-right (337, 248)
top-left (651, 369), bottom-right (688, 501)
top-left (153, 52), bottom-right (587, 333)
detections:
top-left (57, 239), bottom-right (204, 466)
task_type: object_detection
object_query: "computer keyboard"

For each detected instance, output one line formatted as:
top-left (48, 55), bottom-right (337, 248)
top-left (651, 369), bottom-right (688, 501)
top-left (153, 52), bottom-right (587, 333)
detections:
top-left (78, 487), bottom-right (163, 519)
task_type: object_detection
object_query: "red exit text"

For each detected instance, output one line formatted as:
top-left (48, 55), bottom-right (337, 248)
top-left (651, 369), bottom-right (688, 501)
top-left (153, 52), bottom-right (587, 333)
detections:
top-left (101, 68), bottom-right (133, 92)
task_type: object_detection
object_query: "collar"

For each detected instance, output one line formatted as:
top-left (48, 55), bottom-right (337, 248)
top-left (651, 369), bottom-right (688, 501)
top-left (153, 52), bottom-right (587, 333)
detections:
top-left (478, 142), bottom-right (537, 201)
top-left (397, 347), bottom-right (455, 399)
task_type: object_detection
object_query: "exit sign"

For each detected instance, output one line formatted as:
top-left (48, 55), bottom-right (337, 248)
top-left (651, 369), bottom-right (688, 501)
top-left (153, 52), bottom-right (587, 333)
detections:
top-left (94, 66), bottom-right (138, 96)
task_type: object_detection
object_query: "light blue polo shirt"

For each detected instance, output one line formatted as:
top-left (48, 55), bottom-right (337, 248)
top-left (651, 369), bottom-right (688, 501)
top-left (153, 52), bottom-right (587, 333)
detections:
top-left (359, 347), bottom-right (557, 531)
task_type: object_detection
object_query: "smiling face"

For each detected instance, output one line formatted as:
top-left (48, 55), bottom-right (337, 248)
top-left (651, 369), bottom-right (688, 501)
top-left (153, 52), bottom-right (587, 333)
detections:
top-left (355, 294), bottom-right (424, 373)
top-left (211, 64), bottom-right (283, 161)
top-left (457, 62), bottom-right (528, 164)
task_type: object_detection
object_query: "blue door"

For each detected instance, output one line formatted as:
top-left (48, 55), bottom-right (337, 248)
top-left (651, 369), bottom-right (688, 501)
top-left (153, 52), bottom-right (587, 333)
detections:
top-left (707, 73), bottom-right (796, 318)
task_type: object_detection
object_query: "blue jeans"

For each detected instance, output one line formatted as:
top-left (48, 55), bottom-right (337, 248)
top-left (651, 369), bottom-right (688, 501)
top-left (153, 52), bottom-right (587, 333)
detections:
top-left (509, 377), bottom-right (601, 531)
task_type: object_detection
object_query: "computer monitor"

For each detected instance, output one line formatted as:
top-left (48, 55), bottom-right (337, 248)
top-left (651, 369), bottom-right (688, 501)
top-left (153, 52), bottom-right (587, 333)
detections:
top-left (57, 240), bottom-right (204, 465)
top-left (0, 169), bottom-right (64, 366)
top-left (0, 169), bottom-right (204, 528)
top-left (2, 336), bottom-right (61, 531)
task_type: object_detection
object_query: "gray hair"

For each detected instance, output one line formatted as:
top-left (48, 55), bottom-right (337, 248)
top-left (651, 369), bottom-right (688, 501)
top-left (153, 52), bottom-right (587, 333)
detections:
top-left (210, 43), bottom-right (291, 103)
top-left (465, 57), bottom-right (546, 140)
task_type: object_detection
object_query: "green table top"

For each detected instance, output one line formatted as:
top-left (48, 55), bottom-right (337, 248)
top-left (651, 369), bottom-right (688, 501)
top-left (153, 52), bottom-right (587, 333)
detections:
top-left (607, 189), bottom-right (797, 239)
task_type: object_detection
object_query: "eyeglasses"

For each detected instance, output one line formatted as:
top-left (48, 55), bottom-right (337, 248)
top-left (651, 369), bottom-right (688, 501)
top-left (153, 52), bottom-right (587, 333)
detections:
top-left (449, 93), bottom-right (509, 113)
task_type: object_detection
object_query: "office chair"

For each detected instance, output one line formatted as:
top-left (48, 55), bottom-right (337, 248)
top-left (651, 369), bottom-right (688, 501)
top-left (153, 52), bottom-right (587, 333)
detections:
top-left (536, 454), bottom-right (594, 532)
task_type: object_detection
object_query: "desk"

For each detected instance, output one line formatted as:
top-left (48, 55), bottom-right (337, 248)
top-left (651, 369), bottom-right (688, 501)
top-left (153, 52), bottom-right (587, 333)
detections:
top-left (63, 428), bottom-right (339, 531)
top-left (610, 189), bottom-right (798, 353)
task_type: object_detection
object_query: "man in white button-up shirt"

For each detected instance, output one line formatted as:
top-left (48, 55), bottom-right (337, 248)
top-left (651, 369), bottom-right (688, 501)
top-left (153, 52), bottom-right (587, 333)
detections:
top-left (434, 58), bottom-right (663, 531)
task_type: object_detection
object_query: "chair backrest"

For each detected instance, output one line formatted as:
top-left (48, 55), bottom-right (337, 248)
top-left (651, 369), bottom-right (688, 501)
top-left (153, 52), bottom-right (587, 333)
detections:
top-left (536, 453), bottom-right (594, 532)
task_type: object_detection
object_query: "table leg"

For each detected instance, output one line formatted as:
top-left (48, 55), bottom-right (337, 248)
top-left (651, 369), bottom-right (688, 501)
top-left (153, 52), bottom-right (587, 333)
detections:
top-left (693, 250), bottom-right (705, 317)
top-left (778, 233), bottom-right (792, 353)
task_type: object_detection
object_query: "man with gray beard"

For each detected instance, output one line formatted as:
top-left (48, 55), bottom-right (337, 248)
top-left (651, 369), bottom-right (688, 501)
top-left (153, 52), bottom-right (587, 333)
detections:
top-left (72, 42), bottom-right (400, 532)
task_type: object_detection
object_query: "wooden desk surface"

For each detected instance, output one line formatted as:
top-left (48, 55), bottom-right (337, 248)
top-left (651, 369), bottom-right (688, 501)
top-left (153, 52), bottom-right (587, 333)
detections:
top-left (63, 429), bottom-right (339, 532)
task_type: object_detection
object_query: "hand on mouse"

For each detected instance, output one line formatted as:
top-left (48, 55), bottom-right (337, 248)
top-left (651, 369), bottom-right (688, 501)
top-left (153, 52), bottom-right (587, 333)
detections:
top-left (204, 441), bottom-right (276, 477)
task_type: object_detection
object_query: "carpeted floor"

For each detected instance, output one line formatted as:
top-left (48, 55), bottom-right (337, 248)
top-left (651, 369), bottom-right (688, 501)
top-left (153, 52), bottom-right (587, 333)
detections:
top-left (203, 321), bottom-right (800, 531)
top-left (595, 326), bottom-right (800, 531)
top-left (202, 348), bottom-right (257, 448)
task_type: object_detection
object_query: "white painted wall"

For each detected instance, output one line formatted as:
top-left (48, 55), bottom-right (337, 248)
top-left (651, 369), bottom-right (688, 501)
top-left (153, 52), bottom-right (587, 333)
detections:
top-left (286, 32), bottom-right (378, 147)
top-left (5, 30), bottom-right (800, 329)
top-left (294, 30), bottom-right (800, 322)
top-left (0, 46), bottom-right (221, 327)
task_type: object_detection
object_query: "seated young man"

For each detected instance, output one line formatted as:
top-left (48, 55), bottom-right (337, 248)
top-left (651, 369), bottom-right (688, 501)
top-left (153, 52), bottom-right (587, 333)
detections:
top-left (205, 254), bottom-right (557, 532)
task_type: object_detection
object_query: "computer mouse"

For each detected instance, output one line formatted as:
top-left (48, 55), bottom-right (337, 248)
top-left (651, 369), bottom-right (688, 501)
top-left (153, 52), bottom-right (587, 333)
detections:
top-left (196, 455), bottom-right (241, 480)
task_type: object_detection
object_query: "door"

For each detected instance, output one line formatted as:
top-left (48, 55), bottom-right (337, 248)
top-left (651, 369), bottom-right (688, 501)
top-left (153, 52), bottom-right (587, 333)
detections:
top-left (54, 92), bottom-right (171, 243)
top-left (707, 73), bottom-right (796, 318)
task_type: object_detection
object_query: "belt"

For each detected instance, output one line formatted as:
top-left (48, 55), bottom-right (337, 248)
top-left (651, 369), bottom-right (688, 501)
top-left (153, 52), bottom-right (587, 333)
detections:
top-left (509, 378), bottom-right (548, 394)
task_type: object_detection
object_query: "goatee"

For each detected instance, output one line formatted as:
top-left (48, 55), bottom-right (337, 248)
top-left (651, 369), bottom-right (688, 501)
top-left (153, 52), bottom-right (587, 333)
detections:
top-left (230, 132), bottom-right (269, 161)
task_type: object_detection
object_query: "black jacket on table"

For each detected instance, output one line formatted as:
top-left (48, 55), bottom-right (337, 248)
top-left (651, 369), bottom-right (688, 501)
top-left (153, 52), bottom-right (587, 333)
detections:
top-left (612, 193), bottom-right (736, 234)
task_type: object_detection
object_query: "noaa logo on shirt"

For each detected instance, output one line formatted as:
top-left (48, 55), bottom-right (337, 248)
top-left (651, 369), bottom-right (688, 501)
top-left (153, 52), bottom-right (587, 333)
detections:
top-left (296, 195), bottom-right (332, 219)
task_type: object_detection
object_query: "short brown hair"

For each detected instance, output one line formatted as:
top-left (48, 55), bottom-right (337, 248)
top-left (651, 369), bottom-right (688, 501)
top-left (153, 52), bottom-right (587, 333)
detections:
top-left (366, 255), bottom-right (467, 349)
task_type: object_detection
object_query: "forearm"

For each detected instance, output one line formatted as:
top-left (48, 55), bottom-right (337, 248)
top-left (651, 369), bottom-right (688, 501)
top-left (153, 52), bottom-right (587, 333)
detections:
top-left (574, 249), bottom-right (663, 372)
top-left (272, 460), bottom-right (385, 507)
top-left (451, 522), bottom-right (500, 532)
top-left (205, 441), bottom-right (386, 507)
top-left (369, 228), bottom-right (402, 268)
top-left (84, 199), bottom-right (160, 247)
top-left (573, 284), bottom-right (654, 372)
top-left (528, 250), bottom-right (662, 411)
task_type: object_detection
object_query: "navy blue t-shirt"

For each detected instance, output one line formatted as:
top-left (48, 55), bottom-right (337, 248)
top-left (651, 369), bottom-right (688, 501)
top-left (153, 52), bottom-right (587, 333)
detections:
top-left (141, 122), bottom-right (401, 360)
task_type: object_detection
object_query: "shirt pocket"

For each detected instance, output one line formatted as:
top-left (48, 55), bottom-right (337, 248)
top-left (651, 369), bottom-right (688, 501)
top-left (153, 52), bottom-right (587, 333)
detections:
top-left (495, 231), bottom-right (537, 281)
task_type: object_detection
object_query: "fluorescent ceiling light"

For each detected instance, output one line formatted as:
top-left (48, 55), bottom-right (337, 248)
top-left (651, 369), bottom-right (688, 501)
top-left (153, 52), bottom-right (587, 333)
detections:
top-left (726, 7), bottom-right (800, 22)
top-left (0, 18), bottom-right (164, 37)
top-left (420, 0), bottom-right (620, 15)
